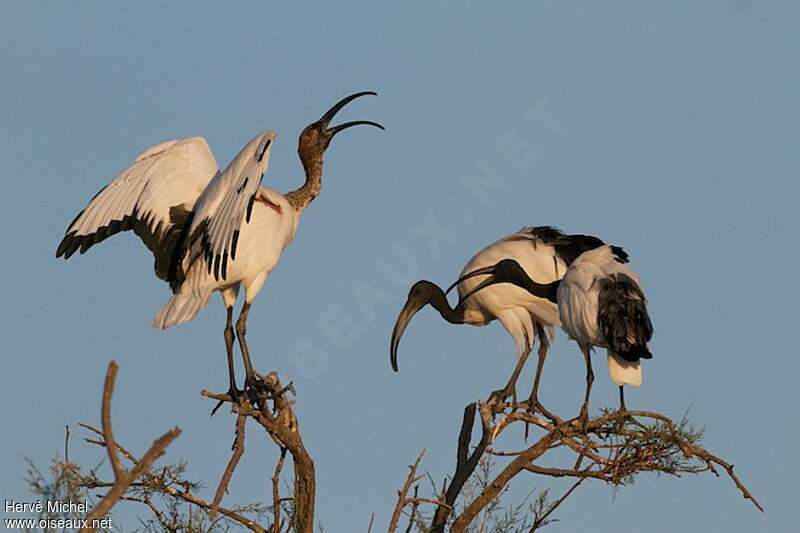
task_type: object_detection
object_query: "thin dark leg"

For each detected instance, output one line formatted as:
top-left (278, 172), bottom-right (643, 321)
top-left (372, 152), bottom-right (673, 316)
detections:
top-left (489, 347), bottom-right (531, 409)
top-left (578, 346), bottom-right (594, 431)
top-left (619, 386), bottom-right (626, 412)
top-left (212, 307), bottom-right (239, 416)
top-left (225, 307), bottom-right (238, 393)
top-left (527, 325), bottom-right (552, 413)
top-left (236, 302), bottom-right (256, 386)
top-left (528, 343), bottom-right (558, 420)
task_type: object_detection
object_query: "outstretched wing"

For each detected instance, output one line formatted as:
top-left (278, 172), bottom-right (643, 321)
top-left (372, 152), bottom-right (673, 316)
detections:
top-left (184, 130), bottom-right (276, 282)
top-left (56, 137), bottom-right (219, 284)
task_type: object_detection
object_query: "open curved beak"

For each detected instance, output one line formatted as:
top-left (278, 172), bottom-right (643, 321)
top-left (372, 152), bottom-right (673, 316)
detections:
top-left (318, 91), bottom-right (385, 137)
top-left (390, 295), bottom-right (427, 372)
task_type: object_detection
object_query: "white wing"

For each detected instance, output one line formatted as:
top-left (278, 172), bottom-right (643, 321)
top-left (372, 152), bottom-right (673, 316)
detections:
top-left (184, 130), bottom-right (276, 282)
top-left (56, 137), bottom-right (218, 283)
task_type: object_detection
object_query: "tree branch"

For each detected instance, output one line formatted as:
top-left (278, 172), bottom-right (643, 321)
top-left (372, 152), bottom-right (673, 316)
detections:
top-left (211, 413), bottom-right (247, 518)
top-left (399, 394), bottom-right (763, 533)
top-left (79, 361), bottom-right (181, 532)
top-left (430, 402), bottom-right (491, 532)
top-left (202, 370), bottom-right (316, 533)
top-left (388, 449), bottom-right (426, 533)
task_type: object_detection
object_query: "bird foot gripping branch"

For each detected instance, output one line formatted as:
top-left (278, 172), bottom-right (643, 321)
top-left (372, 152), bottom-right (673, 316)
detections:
top-left (209, 367), bottom-right (297, 416)
top-left (201, 368), bottom-right (312, 528)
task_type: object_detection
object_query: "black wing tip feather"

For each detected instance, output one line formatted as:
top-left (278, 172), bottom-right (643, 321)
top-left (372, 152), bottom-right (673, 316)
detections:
top-left (609, 245), bottom-right (630, 263)
top-left (526, 226), bottom-right (607, 267)
top-left (56, 215), bottom-right (135, 259)
top-left (528, 226), bottom-right (567, 240)
top-left (245, 194), bottom-right (256, 223)
top-left (214, 254), bottom-right (222, 281)
top-left (257, 139), bottom-right (272, 162)
top-left (231, 230), bottom-right (240, 260)
top-left (57, 204), bottom-right (197, 294)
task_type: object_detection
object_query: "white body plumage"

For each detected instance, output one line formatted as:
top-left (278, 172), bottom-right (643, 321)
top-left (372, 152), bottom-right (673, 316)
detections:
top-left (155, 184), bottom-right (301, 329)
top-left (58, 91), bottom-right (384, 394)
top-left (57, 130), bottom-right (301, 329)
top-left (456, 228), bottom-right (566, 357)
top-left (556, 245), bottom-right (647, 386)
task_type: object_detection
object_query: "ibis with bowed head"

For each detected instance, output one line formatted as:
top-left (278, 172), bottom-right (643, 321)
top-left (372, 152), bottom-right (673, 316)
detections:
top-left (390, 226), bottom-right (609, 411)
top-left (57, 92), bottom-right (383, 401)
top-left (455, 243), bottom-right (653, 424)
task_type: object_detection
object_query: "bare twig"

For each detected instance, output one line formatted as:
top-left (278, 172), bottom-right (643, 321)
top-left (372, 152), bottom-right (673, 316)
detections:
top-left (451, 432), bottom-right (557, 532)
top-left (272, 446), bottom-right (287, 533)
top-left (530, 479), bottom-right (584, 532)
top-left (430, 402), bottom-right (492, 533)
top-left (101, 362), bottom-right (125, 481)
top-left (76, 430), bottom-right (266, 532)
top-left (79, 361), bottom-right (181, 532)
top-left (211, 413), bottom-right (247, 518)
top-left (403, 485), bottom-right (420, 533)
top-left (388, 449), bottom-right (426, 533)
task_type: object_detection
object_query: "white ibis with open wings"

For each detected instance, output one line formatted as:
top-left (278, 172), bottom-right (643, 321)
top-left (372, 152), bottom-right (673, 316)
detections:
top-left (57, 92), bottom-right (383, 402)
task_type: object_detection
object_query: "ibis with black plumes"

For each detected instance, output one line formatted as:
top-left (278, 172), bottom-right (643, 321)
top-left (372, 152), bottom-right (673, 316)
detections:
top-left (454, 243), bottom-right (654, 426)
top-left (390, 226), bottom-right (611, 413)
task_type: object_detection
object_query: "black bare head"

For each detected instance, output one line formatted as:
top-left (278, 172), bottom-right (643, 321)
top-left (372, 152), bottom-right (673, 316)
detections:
top-left (390, 280), bottom-right (455, 372)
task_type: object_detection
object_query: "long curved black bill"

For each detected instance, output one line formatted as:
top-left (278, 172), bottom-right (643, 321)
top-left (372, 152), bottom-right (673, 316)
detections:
top-left (390, 297), bottom-right (426, 372)
top-left (330, 120), bottom-right (385, 135)
top-left (320, 91), bottom-right (381, 126)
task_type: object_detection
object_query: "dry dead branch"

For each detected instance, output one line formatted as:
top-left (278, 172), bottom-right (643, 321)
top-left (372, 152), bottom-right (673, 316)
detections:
top-left (78, 361), bottom-right (181, 533)
top-left (202, 370), bottom-right (316, 533)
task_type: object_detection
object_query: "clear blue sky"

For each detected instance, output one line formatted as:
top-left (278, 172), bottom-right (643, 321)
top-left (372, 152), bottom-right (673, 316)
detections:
top-left (1, 2), bottom-right (797, 531)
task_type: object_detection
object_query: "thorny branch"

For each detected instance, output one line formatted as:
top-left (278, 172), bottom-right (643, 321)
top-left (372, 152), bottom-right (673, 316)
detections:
top-left (392, 397), bottom-right (763, 533)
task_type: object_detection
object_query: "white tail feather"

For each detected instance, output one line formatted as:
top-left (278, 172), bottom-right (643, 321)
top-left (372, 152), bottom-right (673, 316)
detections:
top-left (607, 353), bottom-right (642, 387)
top-left (153, 290), bottom-right (212, 330)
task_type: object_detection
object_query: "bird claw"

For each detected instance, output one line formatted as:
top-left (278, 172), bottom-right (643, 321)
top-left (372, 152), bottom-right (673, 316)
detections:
top-left (526, 399), bottom-right (538, 412)
top-left (568, 405), bottom-right (590, 434)
top-left (487, 387), bottom-right (515, 412)
top-left (210, 386), bottom-right (243, 417)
